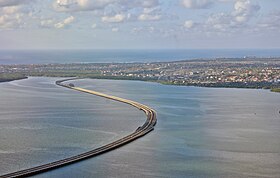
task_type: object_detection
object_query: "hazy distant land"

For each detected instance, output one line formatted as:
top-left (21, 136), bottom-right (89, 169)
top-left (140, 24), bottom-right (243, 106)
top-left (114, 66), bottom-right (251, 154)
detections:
top-left (1, 57), bottom-right (279, 92)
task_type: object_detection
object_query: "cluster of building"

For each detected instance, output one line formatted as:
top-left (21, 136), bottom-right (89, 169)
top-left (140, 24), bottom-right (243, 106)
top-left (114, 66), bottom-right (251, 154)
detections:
top-left (1, 58), bottom-right (280, 88)
top-left (99, 58), bottom-right (280, 86)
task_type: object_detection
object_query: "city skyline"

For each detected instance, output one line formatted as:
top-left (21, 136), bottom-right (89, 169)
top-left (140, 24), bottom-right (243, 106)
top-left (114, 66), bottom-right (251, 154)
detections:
top-left (0, 0), bottom-right (280, 49)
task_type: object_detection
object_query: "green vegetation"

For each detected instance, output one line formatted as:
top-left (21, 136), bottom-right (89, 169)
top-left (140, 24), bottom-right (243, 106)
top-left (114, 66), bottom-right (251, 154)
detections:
top-left (0, 72), bottom-right (279, 94)
top-left (0, 73), bottom-right (27, 82)
top-left (271, 88), bottom-right (280, 93)
top-left (0, 58), bottom-right (279, 93)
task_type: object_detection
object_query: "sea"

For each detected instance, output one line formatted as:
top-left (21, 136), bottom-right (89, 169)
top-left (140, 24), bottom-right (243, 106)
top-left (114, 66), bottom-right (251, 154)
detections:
top-left (0, 49), bottom-right (280, 64)
top-left (0, 77), bottom-right (279, 177)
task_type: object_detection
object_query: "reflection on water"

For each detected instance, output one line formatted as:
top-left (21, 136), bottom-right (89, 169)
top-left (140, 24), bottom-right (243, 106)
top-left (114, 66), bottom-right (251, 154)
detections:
top-left (0, 77), bottom-right (144, 175)
top-left (1, 77), bottom-right (280, 177)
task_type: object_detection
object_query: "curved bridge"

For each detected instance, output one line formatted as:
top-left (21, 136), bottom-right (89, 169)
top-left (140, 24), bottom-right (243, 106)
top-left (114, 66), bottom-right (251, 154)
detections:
top-left (1, 78), bottom-right (157, 178)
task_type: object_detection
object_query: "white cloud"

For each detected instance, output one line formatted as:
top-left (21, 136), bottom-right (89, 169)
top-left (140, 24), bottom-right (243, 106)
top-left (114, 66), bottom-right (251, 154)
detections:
top-left (0, 5), bottom-right (26, 29)
top-left (218, 0), bottom-right (233, 2)
top-left (54, 16), bottom-right (75, 28)
top-left (40, 19), bottom-right (54, 28)
top-left (257, 11), bottom-right (280, 31)
top-left (149, 26), bottom-right (154, 33)
top-left (40, 16), bottom-right (76, 29)
top-left (137, 7), bottom-right (161, 21)
top-left (1, 6), bottom-right (20, 14)
top-left (54, 23), bottom-right (64, 29)
top-left (0, 13), bottom-right (23, 29)
top-left (140, 0), bottom-right (159, 8)
top-left (181, 0), bottom-right (213, 9)
top-left (53, 0), bottom-right (160, 13)
top-left (232, 0), bottom-right (260, 24)
top-left (52, 0), bottom-right (163, 25)
top-left (0, 0), bottom-right (34, 7)
top-left (91, 23), bottom-right (97, 29)
top-left (0, 0), bottom-right (38, 29)
top-left (111, 27), bottom-right (118, 32)
top-left (64, 16), bottom-right (75, 24)
top-left (119, 0), bottom-right (159, 9)
top-left (200, 0), bottom-right (260, 33)
top-left (53, 0), bottom-right (115, 12)
top-left (184, 20), bottom-right (194, 28)
top-left (138, 14), bottom-right (161, 21)
top-left (102, 14), bottom-right (125, 23)
top-left (205, 13), bottom-right (232, 32)
top-left (181, 0), bottom-right (234, 9)
top-left (235, 15), bottom-right (247, 23)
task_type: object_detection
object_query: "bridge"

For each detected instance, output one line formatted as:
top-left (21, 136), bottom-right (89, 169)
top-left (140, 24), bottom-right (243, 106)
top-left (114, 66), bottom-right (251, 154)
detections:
top-left (1, 78), bottom-right (156, 178)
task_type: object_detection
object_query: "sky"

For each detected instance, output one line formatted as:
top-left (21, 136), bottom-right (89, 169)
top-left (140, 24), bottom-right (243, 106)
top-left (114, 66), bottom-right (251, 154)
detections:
top-left (0, 0), bottom-right (280, 49)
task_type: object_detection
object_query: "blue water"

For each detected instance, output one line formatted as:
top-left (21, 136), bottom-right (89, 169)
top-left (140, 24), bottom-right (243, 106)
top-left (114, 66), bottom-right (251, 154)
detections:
top-left (0, 49), bottom-right (280, 64)
top-left (0, 77), bottom-right (280, 177)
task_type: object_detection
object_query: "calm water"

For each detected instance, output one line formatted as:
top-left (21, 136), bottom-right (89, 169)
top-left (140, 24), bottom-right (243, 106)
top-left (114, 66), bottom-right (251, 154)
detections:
top-left (0, 77), bottom-right (280, 177)
top-left (1, 49), bottom-right (280, 64)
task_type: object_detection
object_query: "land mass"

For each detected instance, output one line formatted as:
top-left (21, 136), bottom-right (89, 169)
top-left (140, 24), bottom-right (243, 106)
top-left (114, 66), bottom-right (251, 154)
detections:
top-left (1, 57), bottom-right (279, 92)
top-left (0, 73), bottom-right (27, 83)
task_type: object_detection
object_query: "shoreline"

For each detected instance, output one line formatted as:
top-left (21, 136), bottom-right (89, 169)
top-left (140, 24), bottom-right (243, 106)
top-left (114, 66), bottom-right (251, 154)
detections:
top-left (0, 76), bottom-right (28, 83)
top-left (1, 57), bottom-right (279, 92)
top-left (66, 76), bottom-right (280, 93)
top-left (2, 75), bottom-right (279, 93)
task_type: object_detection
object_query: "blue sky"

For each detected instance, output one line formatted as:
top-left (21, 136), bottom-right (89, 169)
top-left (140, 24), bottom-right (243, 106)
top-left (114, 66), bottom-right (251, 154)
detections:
top-left (0, 0), bottom-right (279, 49)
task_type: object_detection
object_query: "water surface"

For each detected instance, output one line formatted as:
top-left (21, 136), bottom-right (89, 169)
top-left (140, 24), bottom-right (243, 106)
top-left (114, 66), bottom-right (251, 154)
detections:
top-left (0, 77), bottom-right (280, 177)
top-left (1, 49), bottom-right (280, 64)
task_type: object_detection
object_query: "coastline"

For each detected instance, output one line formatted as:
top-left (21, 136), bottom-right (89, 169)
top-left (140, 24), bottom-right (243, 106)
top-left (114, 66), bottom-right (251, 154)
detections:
top-left (0, 76), bottom-right (28, 83)
top-left (271, 88), bottom-right (280, 93)
top-left (66, 76), bottom-right (280, 93)
top-left (0, 57), bottom-right (279, 92)
top-left (1, 75), bottom-right (279, 93)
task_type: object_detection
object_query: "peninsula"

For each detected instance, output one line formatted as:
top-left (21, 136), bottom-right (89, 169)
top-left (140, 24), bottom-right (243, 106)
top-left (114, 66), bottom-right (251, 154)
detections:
top-left (0, 57), bottom-right (279, 91)
top-left (0, 74), bottom-right (27, 83)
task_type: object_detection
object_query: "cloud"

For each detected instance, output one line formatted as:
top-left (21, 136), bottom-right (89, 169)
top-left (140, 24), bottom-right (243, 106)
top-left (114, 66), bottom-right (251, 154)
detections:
top-left (232, 0), bottom-right (260, 23)
top-left (40, 16), bottom-right (76, 29)
top-left (91, 23), bottom-right (97, 29)
top-left (1, 6), bottom-right (20, 14)
top-left (138, 14), bottom-right (161, 21)
top-left (52, 0), bottom-right (162, 25)
top-left (0, 13), bottom-right (22, 29)
top-left (0, 0), bottom-right (37, 29)
top-left (257, 10), bottom-right (280, 31)
top-left (53, 0), bottom-right (160, 13)
top-left (206, 13), bottom-right (232, 31)
top-left (111, 27), bottom-right (118, 32)
top-left (200, 0), bottom-right (260, 32)
top-left (181, 0), bottom-right (234, 9)
top-left (0, 5), bottom-right (26, 29)
top-left (102, 14), bottom-right (125, 23)
top-left (54, 16), bottom-right (75, 28)
top-left (40, 19), bottom-right (55, 28)
top-left (181, 0), bottom-right (213, 9)
top-left (53, 0), bottom-right (115, 12)
top-left (0, 0), bottom-right (34, 7)
top-left (120, 0), bottom-right (159, 9)
top-left (137, 7), bottom-right (161, 21)
top-left (184, 20), bottom-right (194, 28)
top-left (140, 0), bottom-right (159, 8)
